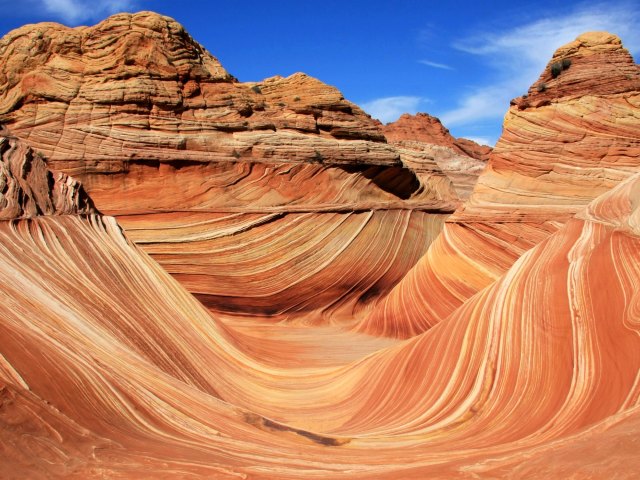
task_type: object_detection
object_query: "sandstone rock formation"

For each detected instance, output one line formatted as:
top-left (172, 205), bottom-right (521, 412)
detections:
top-left (1, 14), bottom-right (640, 478)
top-left (357, 31), bottom-right (640, 338)
top-left (0, 11), bottom-right (457, 323)
top-left (0, 132), bottom-right (93, 219)
top-left (382, 112), bottom-right (491, 162)
top-left (382, 113), bottom-right (491, 200)
top-left (2, 134), bottom-right (640, 479)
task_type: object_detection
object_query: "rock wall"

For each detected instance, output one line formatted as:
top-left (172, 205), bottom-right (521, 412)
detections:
top-left (357, 32), bottom-right (640, 338)
top-left (0, 12), bottom-right (456, 322)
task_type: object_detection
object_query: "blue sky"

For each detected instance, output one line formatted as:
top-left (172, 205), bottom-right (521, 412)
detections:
top-left (1, 1), bottom-right (639, 145)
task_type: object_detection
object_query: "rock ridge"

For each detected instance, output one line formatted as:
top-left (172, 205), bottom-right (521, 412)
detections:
top-left (0, 130), bottom-right (94, 219)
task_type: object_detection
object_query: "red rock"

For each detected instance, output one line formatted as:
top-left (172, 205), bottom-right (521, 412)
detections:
top-left (382, 113), bottom-right (491, 200)
top-left (0, 20), bottom-right (640, 479)
top-left (357, 31), bottom-right (640, 338)
top-left (0, 132), bottom-right (93, 219)
top-left (1, 156), bottom-right (640, 480)
top-left (383, 112), bottom-right (491, 161)
top-left (0, 12), bottom-right (457, 322)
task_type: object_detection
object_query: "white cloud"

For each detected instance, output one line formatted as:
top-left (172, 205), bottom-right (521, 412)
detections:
top-left (360, 96), bottom-right (428, 124)
top-left (440, 85), bottom-right (507, 127)
top-left (439, 2), bottom-right (640, 127)
top-left (418, 60), bottom-right (453, 70)
top-left (464, 136), bottom-right (493, 147)
top-left (41, 0), bottom-right (137, 24)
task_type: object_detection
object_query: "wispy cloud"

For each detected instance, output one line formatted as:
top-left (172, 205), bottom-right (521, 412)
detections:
top-left (41, 0), bottom-right (138, 25)
top-left (464, 136), bottom-right (493, 147)
top-left (418, 59), bottom-right (453, 70)
top-left (360, 96), bottom-right (429, 124)
top-left (439, 2), bottom-right (640, 127)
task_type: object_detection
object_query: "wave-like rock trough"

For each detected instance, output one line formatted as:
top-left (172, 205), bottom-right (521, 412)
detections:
top-left (1, 13), bottom-right (640, 479)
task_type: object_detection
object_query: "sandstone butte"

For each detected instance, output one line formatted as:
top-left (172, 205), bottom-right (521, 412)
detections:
top-left (0, 11), bottom-right (466, 325)
top-left (1, 11), bottom-right (640, 479)
top-left (357, 30), bottom-right (640, 338)
top-left (382, 112), bottom-right (491, 200)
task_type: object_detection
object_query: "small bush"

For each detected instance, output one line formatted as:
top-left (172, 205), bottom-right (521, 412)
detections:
top-left (551, 58), bottom-right (572, 78)
top-left (251, 85), bottom-right (262, 94)
top-left (551, 62), bottom-right (563, 78)
top-left (293, 96), bottom-right (301, 102)
top-left (537, 83), bottom-right (547, 93)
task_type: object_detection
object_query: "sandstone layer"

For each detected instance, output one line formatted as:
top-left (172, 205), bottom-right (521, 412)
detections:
top-left (357, 31), bottom-right (640, 338)
top-left (382, 112), bottom-right (492, 162)
top-left (2, 130), bottom-right (640, 478)
top-left (2, 14), bottom-right (640, 478)
top-left (0, 12), bottom-right (456, 322)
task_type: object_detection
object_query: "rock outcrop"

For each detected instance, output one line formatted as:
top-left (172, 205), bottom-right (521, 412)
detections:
top-left (0, 12), bottom-right (457, 322)
top-left (0, 132), bottom-right (93, 219)
top-left (383, 112), bottom-right (491, 161)
top-left (357, 31), bottom-right (640, 338)
top-left (382, 113), bottom-right (491, 200)
top-left (2, 154), bottom-right (640, 480)
top-left (0, 12), bottom-right (453, 209)
top-left (1, 14), bottom-right (640, 478)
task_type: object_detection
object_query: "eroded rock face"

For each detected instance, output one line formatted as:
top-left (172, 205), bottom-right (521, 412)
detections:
top-left (2, 166), bottom-right (640, 480)
top-left (358, 32), bottom-right (640, 338)
top-left (0, 132), bottom-right (93, 219)
top-left (2, 20), bottom-right (640, 478)
top-left (0, 12), bottom-right (457, 321)
top-left (382, 113), bottom-right (491, 200)
top-left (0, 11), bottom-right (451, 208)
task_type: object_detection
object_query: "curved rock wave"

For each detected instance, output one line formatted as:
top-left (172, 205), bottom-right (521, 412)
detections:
top-left (1, 18), bottom-right (640, 478)
top-left (357, 31), bottom-right (640, 338)
top-left (2, 167), bottom-right (640, 480)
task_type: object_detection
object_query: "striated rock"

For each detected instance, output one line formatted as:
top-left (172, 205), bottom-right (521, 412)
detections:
top-left (0, 133), bottom-right (93, 219)
top-left (357, 32), bottom-right (640, 338)
top-left (394, 140), bottom-right (489, 201)
top-left (0, 12), bottom-right (415, 184)
top-left (470, 31), bottom-right (640, 220)
top-left (1, 17), bottom-right (640, 478)
top-left (2, 170), bottom-right (640, 478)
top-left (382, 113), bottom-right (491, 200)
top-left (0, 12), bottom-right (457, 322)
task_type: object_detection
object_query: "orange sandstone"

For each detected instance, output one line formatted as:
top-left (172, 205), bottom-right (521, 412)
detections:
top-left (357, 31), bottom-right (640, 338)
top-left (0, 12), bottom-right (456, 323)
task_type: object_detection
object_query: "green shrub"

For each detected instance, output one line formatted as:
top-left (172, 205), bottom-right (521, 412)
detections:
top-left (251, 85), bottom-right (262, 94)
top-left (537, 83), bottom-right (547, 93)
top-left (551, 58), bottom-right (572, 78)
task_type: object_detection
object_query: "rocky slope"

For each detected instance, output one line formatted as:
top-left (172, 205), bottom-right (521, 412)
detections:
top-left (2, 11), bottom-right (640, 478)
top-left (382, 112), bottom-right (491, 162)
top-left (357, 31), bottom-right (640, 338)
top-left (2, 125), bottom-right (640, 479)
top-left (0, 11), bottom-right (456, 323)
top-left (382, 113), bottom-right (491, 200)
